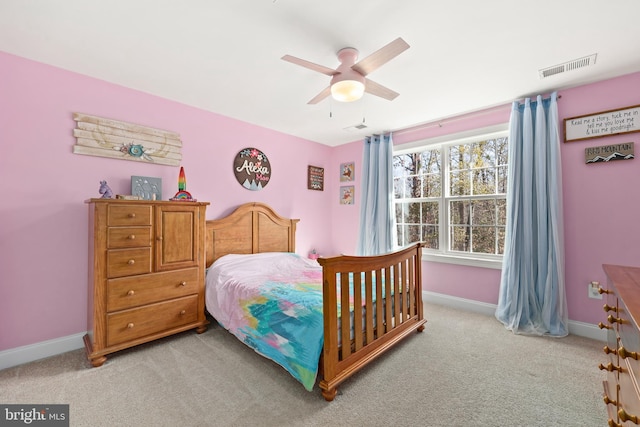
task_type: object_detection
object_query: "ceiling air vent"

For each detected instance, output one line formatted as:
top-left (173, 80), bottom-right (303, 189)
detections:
top-left (539, 54), bottom-right (597, 79)
top-left (343, 123), bottom-right (368, 132)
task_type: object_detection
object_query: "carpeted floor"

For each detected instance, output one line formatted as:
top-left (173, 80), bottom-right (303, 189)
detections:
top-left (0, 303), bottom-right (608, 426)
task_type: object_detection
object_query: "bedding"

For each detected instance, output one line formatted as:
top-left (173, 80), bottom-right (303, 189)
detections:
top-left (206, 252), bottom-right (325, 391)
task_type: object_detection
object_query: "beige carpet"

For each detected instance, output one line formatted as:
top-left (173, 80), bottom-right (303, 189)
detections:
top-left (0, 303), bottom-right (608, 427)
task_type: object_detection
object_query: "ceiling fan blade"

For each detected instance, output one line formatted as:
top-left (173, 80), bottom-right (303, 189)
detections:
top-left (364, 78), bottom-right (400, 101)
top-left (352, 37), bottom-right (410, 76)
top-left (307, 86), bottom-right (332, 104)
top-left (281, 55), bottom-right (338, 76)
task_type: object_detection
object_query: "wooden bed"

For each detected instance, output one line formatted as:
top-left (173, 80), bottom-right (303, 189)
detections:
top-left (205, 202), bottom-right (426, 401)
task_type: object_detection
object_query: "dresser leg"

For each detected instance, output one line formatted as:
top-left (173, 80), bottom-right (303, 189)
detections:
top-left (89, 355), bottom-right (107, 367)
top-left (196, 324), bottom-right (208, 334)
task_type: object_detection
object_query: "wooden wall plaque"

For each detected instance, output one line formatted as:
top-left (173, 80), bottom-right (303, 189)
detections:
top-left (307, 165), bottom-right (324, 191)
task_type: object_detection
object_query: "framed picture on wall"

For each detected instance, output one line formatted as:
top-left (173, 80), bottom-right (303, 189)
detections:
top-left (340, 162), bottom-right (354, 182)
top-left (308, 165), bottom-right (324, 191)
top-left (340, 186), bottom-right (354, 205)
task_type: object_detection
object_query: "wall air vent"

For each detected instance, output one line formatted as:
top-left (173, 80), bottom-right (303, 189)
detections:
top-left (539, 54), bottom-right (597, 79)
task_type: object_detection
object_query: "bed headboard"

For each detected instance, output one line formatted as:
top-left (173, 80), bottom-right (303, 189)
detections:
top-left (205, 202), bottom-right (300, 267)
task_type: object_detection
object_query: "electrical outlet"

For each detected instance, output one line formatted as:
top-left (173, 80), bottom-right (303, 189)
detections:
top-left (588, 281), bottom-right (603, 299)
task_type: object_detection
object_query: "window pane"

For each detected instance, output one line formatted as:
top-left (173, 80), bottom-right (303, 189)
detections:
top-left (393, 153), bottom-right (417, 177)
top-left (406, 225), bottom-right (421, 244)
top-left (421, 150), bottom-right (441, 174)
top-left (421, 174), bottom-right (441, 197)
top-left (404, 202), bottom-right (421, 223)
top-left (497, 227), bottom-right (505, 254)
top-left (496, 137), bottom-right (508, 166)
top-left (450, 170), bottom-right (471, 196)
top-left (497, 199), bottom-right (506, 225)
top-left (422, 225), bottom-right (439, 249)
top-left (449, 144), bottom-right (471, 170)
top-left (422, 201), bottom-right (439, 224)
top-left (393, 177), bottom-right (404, 199)
top-left (472, 199), bottom-right (496, 225)
top-left (496, 165), bottom-right (508, 194)
top-left (450, 201), bottom-right (470, 225)
top-left (472, 168), bottom-right (496, 195)
top-left (471, 226), bottom-right (496, 254)
top-left (451, 226), bottom-right (470, 251)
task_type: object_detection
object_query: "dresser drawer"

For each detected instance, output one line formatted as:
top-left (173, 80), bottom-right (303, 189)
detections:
top-left (619, 297), bottom-right (640, 391)
top-left (107, 248), bottom-right (152, 278)
top-left (618, 359), bottom-right (640, 425)
top-left (106, 295), bottom-right (198, 347)
top-left (107, 268), bottom-right (199, 311)
top-left (108, 205), bottom-right (152, 226)
top-left (107, 227), bottom-right (152, 249)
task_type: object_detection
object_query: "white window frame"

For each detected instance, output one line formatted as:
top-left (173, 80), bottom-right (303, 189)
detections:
top-left (394, 124), bottom-right (509, 270)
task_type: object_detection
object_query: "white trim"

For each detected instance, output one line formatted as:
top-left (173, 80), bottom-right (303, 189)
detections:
top-left (423, 253), bottom-right (503, 270)
top-left (0, 332), bottom-right (85, 371)
top-left (394, 123), bottom-right (509, 153)
top-left (423, 291), bottom-right (606, 342)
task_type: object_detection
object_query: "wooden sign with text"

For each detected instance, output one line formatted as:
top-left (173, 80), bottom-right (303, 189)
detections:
top-left (564, 105), bottom-right (640, 142)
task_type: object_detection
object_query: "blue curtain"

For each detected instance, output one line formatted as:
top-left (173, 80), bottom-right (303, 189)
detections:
top-left (356, 133), bottom-right (396, 255)
top-left (495, 92), bottom-right (568, 336)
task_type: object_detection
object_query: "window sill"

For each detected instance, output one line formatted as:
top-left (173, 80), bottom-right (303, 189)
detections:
top-left (422, 252), bottom-right (503, 270)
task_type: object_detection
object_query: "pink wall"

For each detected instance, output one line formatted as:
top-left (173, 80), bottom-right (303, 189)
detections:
top-left (0, 51), bottom-right (333, 351)
top-left (1, 49), bottom-right (639, 354)
top-left (329, 72), bottom-right (640, 325)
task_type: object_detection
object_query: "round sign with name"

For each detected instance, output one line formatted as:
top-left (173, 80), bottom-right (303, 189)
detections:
top-left (233, 147), bottom-right (271, 191)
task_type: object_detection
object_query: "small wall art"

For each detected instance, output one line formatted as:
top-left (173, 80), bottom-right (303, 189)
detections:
top-left (340, 186), bottom-right (354, 205)
top-left (308, 165), bottom-right (324, 191)
top-left (340, 162), bottom-right (354, 182)
top-left (73, 113), bottom-right (182, 166)
top-left (131, 176), bottom-right (162, 200)
top-left (234, 147), bottom-right (271, 191)
top-left (585, 142), bottom-right (634, 164)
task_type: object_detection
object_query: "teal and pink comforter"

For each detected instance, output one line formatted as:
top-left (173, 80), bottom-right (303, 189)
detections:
top-left (205, 252), bottom-right (324, 391)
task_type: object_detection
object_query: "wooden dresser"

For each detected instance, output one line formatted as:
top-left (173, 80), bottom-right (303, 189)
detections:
top-left (84, 198), bottom-right (209, 367)
top-left (600, 264), bottom-right (640, 426)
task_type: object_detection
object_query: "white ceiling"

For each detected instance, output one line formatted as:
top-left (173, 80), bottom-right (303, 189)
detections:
top-left (2, 1), bottom-right (640, 146)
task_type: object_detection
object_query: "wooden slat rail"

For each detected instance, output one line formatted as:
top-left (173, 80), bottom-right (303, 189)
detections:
top-left (318, 243), bottom-right (427, 401)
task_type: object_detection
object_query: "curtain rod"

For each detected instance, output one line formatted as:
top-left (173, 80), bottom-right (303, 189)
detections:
top-left (391, 93), bottom-right (562, 136)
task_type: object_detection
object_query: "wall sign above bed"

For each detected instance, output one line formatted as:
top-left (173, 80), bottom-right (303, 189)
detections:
top-left (233, 147), bottom-right (271, 190)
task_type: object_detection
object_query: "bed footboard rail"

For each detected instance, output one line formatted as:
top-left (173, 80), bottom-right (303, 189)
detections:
top-left (318, 243), bottom-right (426, 401)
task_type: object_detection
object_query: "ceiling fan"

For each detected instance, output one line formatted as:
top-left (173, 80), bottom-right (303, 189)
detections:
top-left (281, 37), bottom-right (410, 104)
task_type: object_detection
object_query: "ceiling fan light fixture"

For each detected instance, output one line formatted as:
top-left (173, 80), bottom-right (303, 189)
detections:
top-left (331, 80), bottom-right (365, 102)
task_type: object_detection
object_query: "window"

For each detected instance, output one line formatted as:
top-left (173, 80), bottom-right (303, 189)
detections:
top-left (393, 127), bottom-right (508, 268)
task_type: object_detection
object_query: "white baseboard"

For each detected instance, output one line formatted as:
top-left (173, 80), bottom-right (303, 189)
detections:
top-left (423, 291), bottom-right (606, 342)
top-left (0, 292), bottom-right (607, 371)
top-left (0, 333), bottom-right (85, 371)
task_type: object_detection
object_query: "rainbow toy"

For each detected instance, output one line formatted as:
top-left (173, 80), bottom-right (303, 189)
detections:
top-left (170, 166), bottom-right (196, 201)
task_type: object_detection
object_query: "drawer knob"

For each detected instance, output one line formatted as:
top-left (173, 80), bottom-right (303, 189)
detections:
top-left (128, 234), bottom-right (136, 240)
top-left (607, 314), bottom-right (623, 324)
top-left (128, 259), bottom-right (135, 265)
top-left (603, 304), bottom-right (618, 313)
top-left (127, 323), bottom-right (134, 329)
top-left (598, 287), bottom-right (612, 295)
top-left (619, 408), bottom-right (639, 424)
top-left (603, 394), bottom-right (617, 406)
top-left (598, 322), bottom-right (612, 330)
top-left (599, 362), bottom-right (621, 372)
top-left (180, 310), bottom-right (186, 315)
top-left (619, 346), bottom-right (639, 360)
top-left (603, 346), bottom-right (617, 355)
top-left (180, 281), bottom-right (187, 287)
top-left (127, 290), bottom-right (135, 296)
top-left (128, 213), bottom-right (136, 218)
